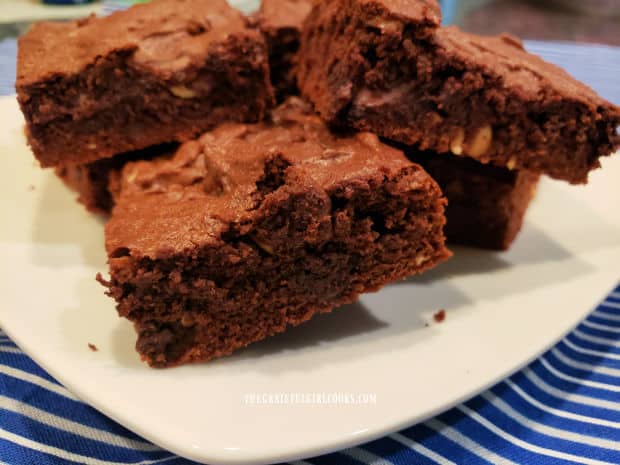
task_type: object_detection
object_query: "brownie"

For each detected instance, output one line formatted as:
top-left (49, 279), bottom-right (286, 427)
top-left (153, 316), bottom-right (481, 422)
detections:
top-left (408, 151), bottom-right (539, 250)
top-left (16, 0), bottom-right (274, 168)
top-left (296, 0), bottom-right (620, 183)
top-left (257, 0), bottom-right (314, 101)
top-left (55, 144), bottom-right (175, 214)
top-left (56, 159), bottom-right (120, 214)
top-left (100, 98), bottom-right (450, 367)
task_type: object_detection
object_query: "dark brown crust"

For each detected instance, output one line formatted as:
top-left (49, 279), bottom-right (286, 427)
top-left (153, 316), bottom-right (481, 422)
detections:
top-left (296, 0), bottom-right (620, 183)
top-left (409, 151), bottom-right (539, 250)
top-left (16, 0), bottom-right (274, 167)
top-left (101, 98), bottom-right (450, 367)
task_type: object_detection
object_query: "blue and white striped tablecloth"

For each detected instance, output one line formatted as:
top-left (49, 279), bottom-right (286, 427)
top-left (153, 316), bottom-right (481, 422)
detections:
top-left (1, 7), bottom-right (620, 463)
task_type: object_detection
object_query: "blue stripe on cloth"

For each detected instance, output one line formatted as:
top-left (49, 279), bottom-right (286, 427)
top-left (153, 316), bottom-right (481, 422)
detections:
top-left (0, 352), bottom-right (66, 385)
top-left (356, 432), bottom-right (452, 465)
top-left (566, 332), bottom-right (620, 357)
top-left (543, 349), bottom-right (620, 386)
top-left (0, 410), bottom-right (170, 462)
top-left (0, 365), bottom-right (163, 446)
top-left (299, 452), bottom-right (363, 465)
top-left (556, 340), bottom-right (620, 369)
top-left (0, 436), bottom-right (83, 465)
top-left (528, 360), bottom-right (620, 405)
top-left (489, 383), bottom-right (620, 440)
top-left (508, 370), bottom-right (620, 423)
top-left (574, 325), bottom-right (620, 349)
top-left (590, 315), bottom-right (620, 328)
top-left (465, 396), bottom-right (620, 464)
top-left (396, 422), bottom-right (497, 464)
top-left (435, 407), bottom-right (586, 465)
top-left (574, 324), bottom-right (620, 345)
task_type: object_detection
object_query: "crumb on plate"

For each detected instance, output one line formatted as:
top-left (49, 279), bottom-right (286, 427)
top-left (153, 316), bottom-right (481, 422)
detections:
top-left (433, 309), bottom-right (446, 323)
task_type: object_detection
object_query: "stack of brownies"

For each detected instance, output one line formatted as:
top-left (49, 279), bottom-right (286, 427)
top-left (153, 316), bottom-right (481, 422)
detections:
top-left (16, 0), bottom-right (620, 367)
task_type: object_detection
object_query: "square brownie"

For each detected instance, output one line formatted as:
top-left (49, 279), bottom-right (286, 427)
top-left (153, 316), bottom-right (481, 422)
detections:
top-left (256, 0), bottom-right (314, 101)
top-left (100, 98), bottom-right (450, 367)
top-left (296, 0), bottom-right (620, 183)
top-left (16, 0), bottom-right (274, 168)
top-left (408, 152), bottom-right (539, 250)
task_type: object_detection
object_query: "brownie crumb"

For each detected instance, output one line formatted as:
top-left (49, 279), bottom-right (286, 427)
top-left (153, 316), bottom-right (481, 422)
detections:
top-left (27, 184), bottom-right (35, 191)
top-left (88, 343), bottom-right (98, 352)
top-left (433, 309), bottom-right (446, 323)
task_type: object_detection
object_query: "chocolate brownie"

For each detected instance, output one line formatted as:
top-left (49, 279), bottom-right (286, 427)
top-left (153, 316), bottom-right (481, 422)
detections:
top-left (16, 0), bottom-right (274, 168)
top-left (257, 0), bottom-right (314, 101)
top-left (296, 0), bottom-right (620, 183)
top-left (55, 144), bottom-right (175, 214)
top-left (100, 98), bottom-right (450, 367)
top-left (408, 151), bottom-right (539, 250)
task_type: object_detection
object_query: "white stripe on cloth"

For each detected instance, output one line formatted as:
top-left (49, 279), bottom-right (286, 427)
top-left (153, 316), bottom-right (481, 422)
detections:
top-left (0, 395), bottom-right (161, 452)
top-left (539, 358), bottom-right (620, 393)
top-left (0, 365), bottom-right (77, 400)
top-left (481, 391), bottom-right (620, 451)
top-left (424, 418), bottom-right (518, 465)
top-left (0, 347), bottom-right (22, 355)
top-left (601, 301), bottom-right (620, 310)
top-left (562, 338), bottom-right (620, 362)
top-left (523, 368), bottom-right (620, 411)
top-left (389, 431), bottom-right (457, 465)
top-left (457, 405), bottom-right (619, 465)
top-left (505, 378), bottom-right (620, 429)
top-left (592, 310), bottom-right (620, 322)
top-left (0, 427), bottom-right (177, 465)
top-left (609, 292), bottom-right (620, 299)
top-left (582, 320), bottom-right (620, 334)
top-left (341, 447), bottom-right (394, 464)
top-left (573, 330), bottom-right (620, 349)
top-left (550, 348), bottom-right (620, 377)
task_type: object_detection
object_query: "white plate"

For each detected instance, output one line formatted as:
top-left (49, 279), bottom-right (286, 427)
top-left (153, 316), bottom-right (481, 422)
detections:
top-left (1, 95), bottom-right (619, 465)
